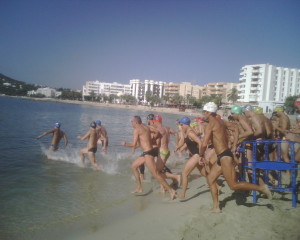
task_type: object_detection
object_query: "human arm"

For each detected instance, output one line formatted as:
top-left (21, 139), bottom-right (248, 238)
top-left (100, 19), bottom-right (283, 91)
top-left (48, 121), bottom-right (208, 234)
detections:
top-left (238, 118), bottom-right (253, 142)
top-left (77, 130), bottom-right (90, 141)
top-left (63, 132), bottom-right (68, 147)
top-left (121, 129), bottom-right (139, 148)
top-left (174, 132), bottom-right (185, 152)
top-left (36, 129), bottom-right (54, 139)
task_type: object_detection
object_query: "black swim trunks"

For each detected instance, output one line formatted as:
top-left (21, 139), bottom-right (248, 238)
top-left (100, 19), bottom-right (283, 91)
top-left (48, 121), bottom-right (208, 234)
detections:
top-left (217, 149), bottom-right (234, 166)
top-left (140, 147), bottom-right (159, 157)
top-left (51, 144), bottom-right (59, 151)
top-left (160, 165), bottom-right (172, 174)
top-left (88, 147), bottom-right (97, 153)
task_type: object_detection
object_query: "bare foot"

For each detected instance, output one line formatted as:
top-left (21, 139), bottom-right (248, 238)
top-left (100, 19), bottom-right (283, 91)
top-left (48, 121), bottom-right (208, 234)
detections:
top-left (210, 207), bottom-right (222, 213)
top-left (177, 191), bottom-right (185, 199)
top-left (176, 174), bottom-right (182, 187)
top-left (260, 184), bottom-right (272, 200)
top-left (131, 188), bottom-right (143, 194)
top-left (169, 189), bottom-right (176, 200)
top-left (159, 185), bottom-right (166, 193)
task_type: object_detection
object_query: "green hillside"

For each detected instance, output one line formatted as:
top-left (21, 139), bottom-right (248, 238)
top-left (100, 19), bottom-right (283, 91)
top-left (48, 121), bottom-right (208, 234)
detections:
top-left (0, 73), bottom-right (40, 96)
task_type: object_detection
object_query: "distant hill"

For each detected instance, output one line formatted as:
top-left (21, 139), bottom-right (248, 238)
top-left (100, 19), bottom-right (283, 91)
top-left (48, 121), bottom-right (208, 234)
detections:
top-left (0, 73), bottom-right (40, 96)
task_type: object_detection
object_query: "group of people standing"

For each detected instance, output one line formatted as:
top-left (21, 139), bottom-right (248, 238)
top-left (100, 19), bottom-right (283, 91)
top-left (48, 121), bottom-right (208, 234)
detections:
top-left (37, 102), bottom-right (299, 212)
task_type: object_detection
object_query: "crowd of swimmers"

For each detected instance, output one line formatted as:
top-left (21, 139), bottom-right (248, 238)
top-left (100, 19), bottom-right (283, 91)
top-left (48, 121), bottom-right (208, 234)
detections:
top-left (36, 102), bottom-right (300, 212)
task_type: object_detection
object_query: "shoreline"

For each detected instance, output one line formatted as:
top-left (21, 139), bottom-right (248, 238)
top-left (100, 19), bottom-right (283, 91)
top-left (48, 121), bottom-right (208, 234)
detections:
top-left (5, 95), bottom-right (205, 117)
top-left (3, 95), bottom-right (300, 239)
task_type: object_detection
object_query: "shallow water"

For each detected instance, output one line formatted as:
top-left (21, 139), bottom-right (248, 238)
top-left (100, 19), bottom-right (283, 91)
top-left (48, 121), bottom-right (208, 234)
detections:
top-left (0, 96), bottom-right (185, 240)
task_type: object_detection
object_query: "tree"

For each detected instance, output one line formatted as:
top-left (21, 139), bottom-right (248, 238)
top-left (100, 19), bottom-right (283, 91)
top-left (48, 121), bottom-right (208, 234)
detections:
top-left (89, 90), bottom-right (96, 101)
top-left (108, 94), bottom-right (118, 103)
top-left (171, 94), bottom-right (183, 106)
top-left (145, 90), bottom-right (153, 104)
top-left (284, 95), bottom-right (299, 114)
top-left (162, 93), bottom-right (170, 105)
top-left (210, 94), bottom-right (222, 107)
top-left (227, 87), bottom-right (239, 103)
top-left (121, 94), bottom-right (136, 104)
top-left (150, 95), bottom-right (162, 106)
top-left (200, 95), bottom-right (212, 104)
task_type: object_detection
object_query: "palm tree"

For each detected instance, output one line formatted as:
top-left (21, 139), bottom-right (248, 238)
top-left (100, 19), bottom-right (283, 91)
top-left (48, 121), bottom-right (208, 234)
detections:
top-left (145, 90), bottom-right (153, 105)
top-left (227, 87), bottom-right (239, 103)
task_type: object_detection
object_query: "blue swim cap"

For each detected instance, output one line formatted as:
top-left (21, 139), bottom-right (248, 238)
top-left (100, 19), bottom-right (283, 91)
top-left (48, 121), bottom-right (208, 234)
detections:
top-left (90, 121), bottom-right (96, 128)
top-left (95, 120), bottom-right (101, 126)
top-left (179, 117), bottom-right (191, 125)
top-left (147, 114), bottom-right (154, 120)
top-left (55, 122), bottom-right (61, 128)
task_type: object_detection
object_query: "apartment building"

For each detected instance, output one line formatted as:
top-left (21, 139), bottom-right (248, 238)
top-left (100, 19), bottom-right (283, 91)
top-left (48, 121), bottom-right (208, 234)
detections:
top-left (239, 64), bottom-right (300, 112)
top-left (202, 82), bottom-right (238, 102)
top-left (82, 80), bottom-right (131, 99)
top-left (27, 87), bottom-right (61, 98)
top-left (164, 82), bottom-right (180, 97)
top-left (130, 79), bottom-right (165, 103)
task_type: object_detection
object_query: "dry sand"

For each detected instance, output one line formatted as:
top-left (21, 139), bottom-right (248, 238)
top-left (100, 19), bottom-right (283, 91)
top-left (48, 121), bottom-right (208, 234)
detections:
top-left (18, 96), bottom-right (203, 117)
top-left (77, 163), bottom-right (300, 240)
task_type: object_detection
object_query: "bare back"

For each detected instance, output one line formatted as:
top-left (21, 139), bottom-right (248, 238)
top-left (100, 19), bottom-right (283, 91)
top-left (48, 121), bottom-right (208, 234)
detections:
top-left (204, 117), bottom-right (228, 155)
top-left (52, 128), bottom-right (64, 145)
top-left (88, 129), bottom-right (98, 149)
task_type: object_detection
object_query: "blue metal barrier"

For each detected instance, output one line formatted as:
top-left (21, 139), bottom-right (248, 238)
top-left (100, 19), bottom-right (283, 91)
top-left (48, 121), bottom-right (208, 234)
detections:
top-left (238, 139), bottom-right (299, 207)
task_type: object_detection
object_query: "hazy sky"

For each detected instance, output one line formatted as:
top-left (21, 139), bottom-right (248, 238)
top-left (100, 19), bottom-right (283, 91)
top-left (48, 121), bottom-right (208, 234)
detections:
top-left (1, 0), bottom-right (299, 90)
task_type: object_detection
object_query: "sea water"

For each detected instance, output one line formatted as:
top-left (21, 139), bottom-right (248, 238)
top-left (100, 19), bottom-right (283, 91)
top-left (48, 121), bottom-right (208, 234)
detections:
top-left (0, 96), bottom-right (186, 240)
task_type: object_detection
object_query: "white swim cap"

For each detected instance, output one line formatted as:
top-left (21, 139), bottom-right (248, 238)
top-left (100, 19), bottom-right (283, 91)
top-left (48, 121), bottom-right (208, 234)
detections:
top-left (203, 102), bottom-right (218, 113)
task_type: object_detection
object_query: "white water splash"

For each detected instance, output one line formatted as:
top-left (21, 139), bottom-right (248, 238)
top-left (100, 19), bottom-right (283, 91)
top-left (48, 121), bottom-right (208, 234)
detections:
top-left (41, 144), bottom-right (84, 167)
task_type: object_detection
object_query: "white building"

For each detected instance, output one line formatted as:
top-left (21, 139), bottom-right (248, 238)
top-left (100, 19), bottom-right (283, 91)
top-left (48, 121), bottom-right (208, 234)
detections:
top-left (239, 64), bottom-right (300, 112)
top-left (82, 81), bottom-right (131, 99)
top-left (27, 87), bottom-right (61, 98)
top-left (130, 79), bottom-right (165, 103)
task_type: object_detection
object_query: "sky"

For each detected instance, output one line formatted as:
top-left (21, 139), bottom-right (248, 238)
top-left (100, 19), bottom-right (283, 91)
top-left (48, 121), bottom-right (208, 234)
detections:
top-left (0, 0), bottom-right (299, 90)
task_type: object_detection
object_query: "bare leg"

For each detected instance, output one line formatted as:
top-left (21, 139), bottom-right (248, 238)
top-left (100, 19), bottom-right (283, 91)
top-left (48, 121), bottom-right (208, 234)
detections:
top-left (88, 152), bottom-right (100, 170)
top-left (144, 155), bottom-right (176, 200)
top-left (281, 142), bottom-right (291, 182)
top-left (207, 163), bottom-right (222, 212)
top-left (221, 156), bottom-right (272, 198)
top-left (178, 155), bottom-right (200, 199)
top-left (80, 148), bottom-right (88, 165)
top-left (131, 157), bottom-right (146, 193)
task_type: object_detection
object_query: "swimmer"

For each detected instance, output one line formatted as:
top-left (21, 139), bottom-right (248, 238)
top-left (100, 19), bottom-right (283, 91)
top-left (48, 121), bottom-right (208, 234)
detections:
top-left (121, 116), bottom-right (176, 200)
top-left (95, 120), bottom-right (109, 153)
top-left (77, 121), bottom-right (101, 170)
top-left (201, 102), bottom-right (272, 213)
top-left (36, 122), bottom-right (68, 151)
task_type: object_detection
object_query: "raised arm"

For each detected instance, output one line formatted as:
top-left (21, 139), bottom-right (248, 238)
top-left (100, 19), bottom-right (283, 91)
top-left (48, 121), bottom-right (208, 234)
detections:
top-left (36, 129), bottom-right (54, 139)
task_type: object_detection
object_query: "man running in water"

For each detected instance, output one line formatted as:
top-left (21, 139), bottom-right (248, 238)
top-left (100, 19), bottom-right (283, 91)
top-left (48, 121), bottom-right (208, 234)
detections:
top-left (121, 116), bottom-right (176, 200)
top-left (36, 122), bottom-right (68, 151)
top-left (95, 120), bottom-right (109, 153)
top-left (77, 121), bottom-right (101, 170)
top-left (152, 114), bottom-right (181, 191)
top-left (200, 102), bottom-right (272, 213)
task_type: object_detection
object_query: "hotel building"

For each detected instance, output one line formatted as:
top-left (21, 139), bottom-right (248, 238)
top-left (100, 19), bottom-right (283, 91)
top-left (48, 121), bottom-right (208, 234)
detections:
top-left (82, 80), bottom-right (131, 99)
top-left (239, 64), bottom-right (300, 112)
top-left (130, 79), bottom-right (165, 103)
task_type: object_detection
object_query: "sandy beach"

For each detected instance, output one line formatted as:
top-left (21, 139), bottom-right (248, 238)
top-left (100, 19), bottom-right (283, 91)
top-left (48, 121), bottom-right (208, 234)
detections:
top-left (18, 96), bottom-right (203, 117)
top-left (11, 96), bottom-right (300, 240)
top-left (77, 165), bottom-right (300, 240)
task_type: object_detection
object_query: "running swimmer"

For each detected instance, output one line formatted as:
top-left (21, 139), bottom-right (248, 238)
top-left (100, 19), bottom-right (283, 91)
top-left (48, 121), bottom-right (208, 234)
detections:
top-left (121, 116), bottom-right (176, 200)
top-left (77, 121), bottom-right (101, 170)
top-left (200, 102), bottom-right (272, 213)
top-left (36, 122), bottom-right (68, 151)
